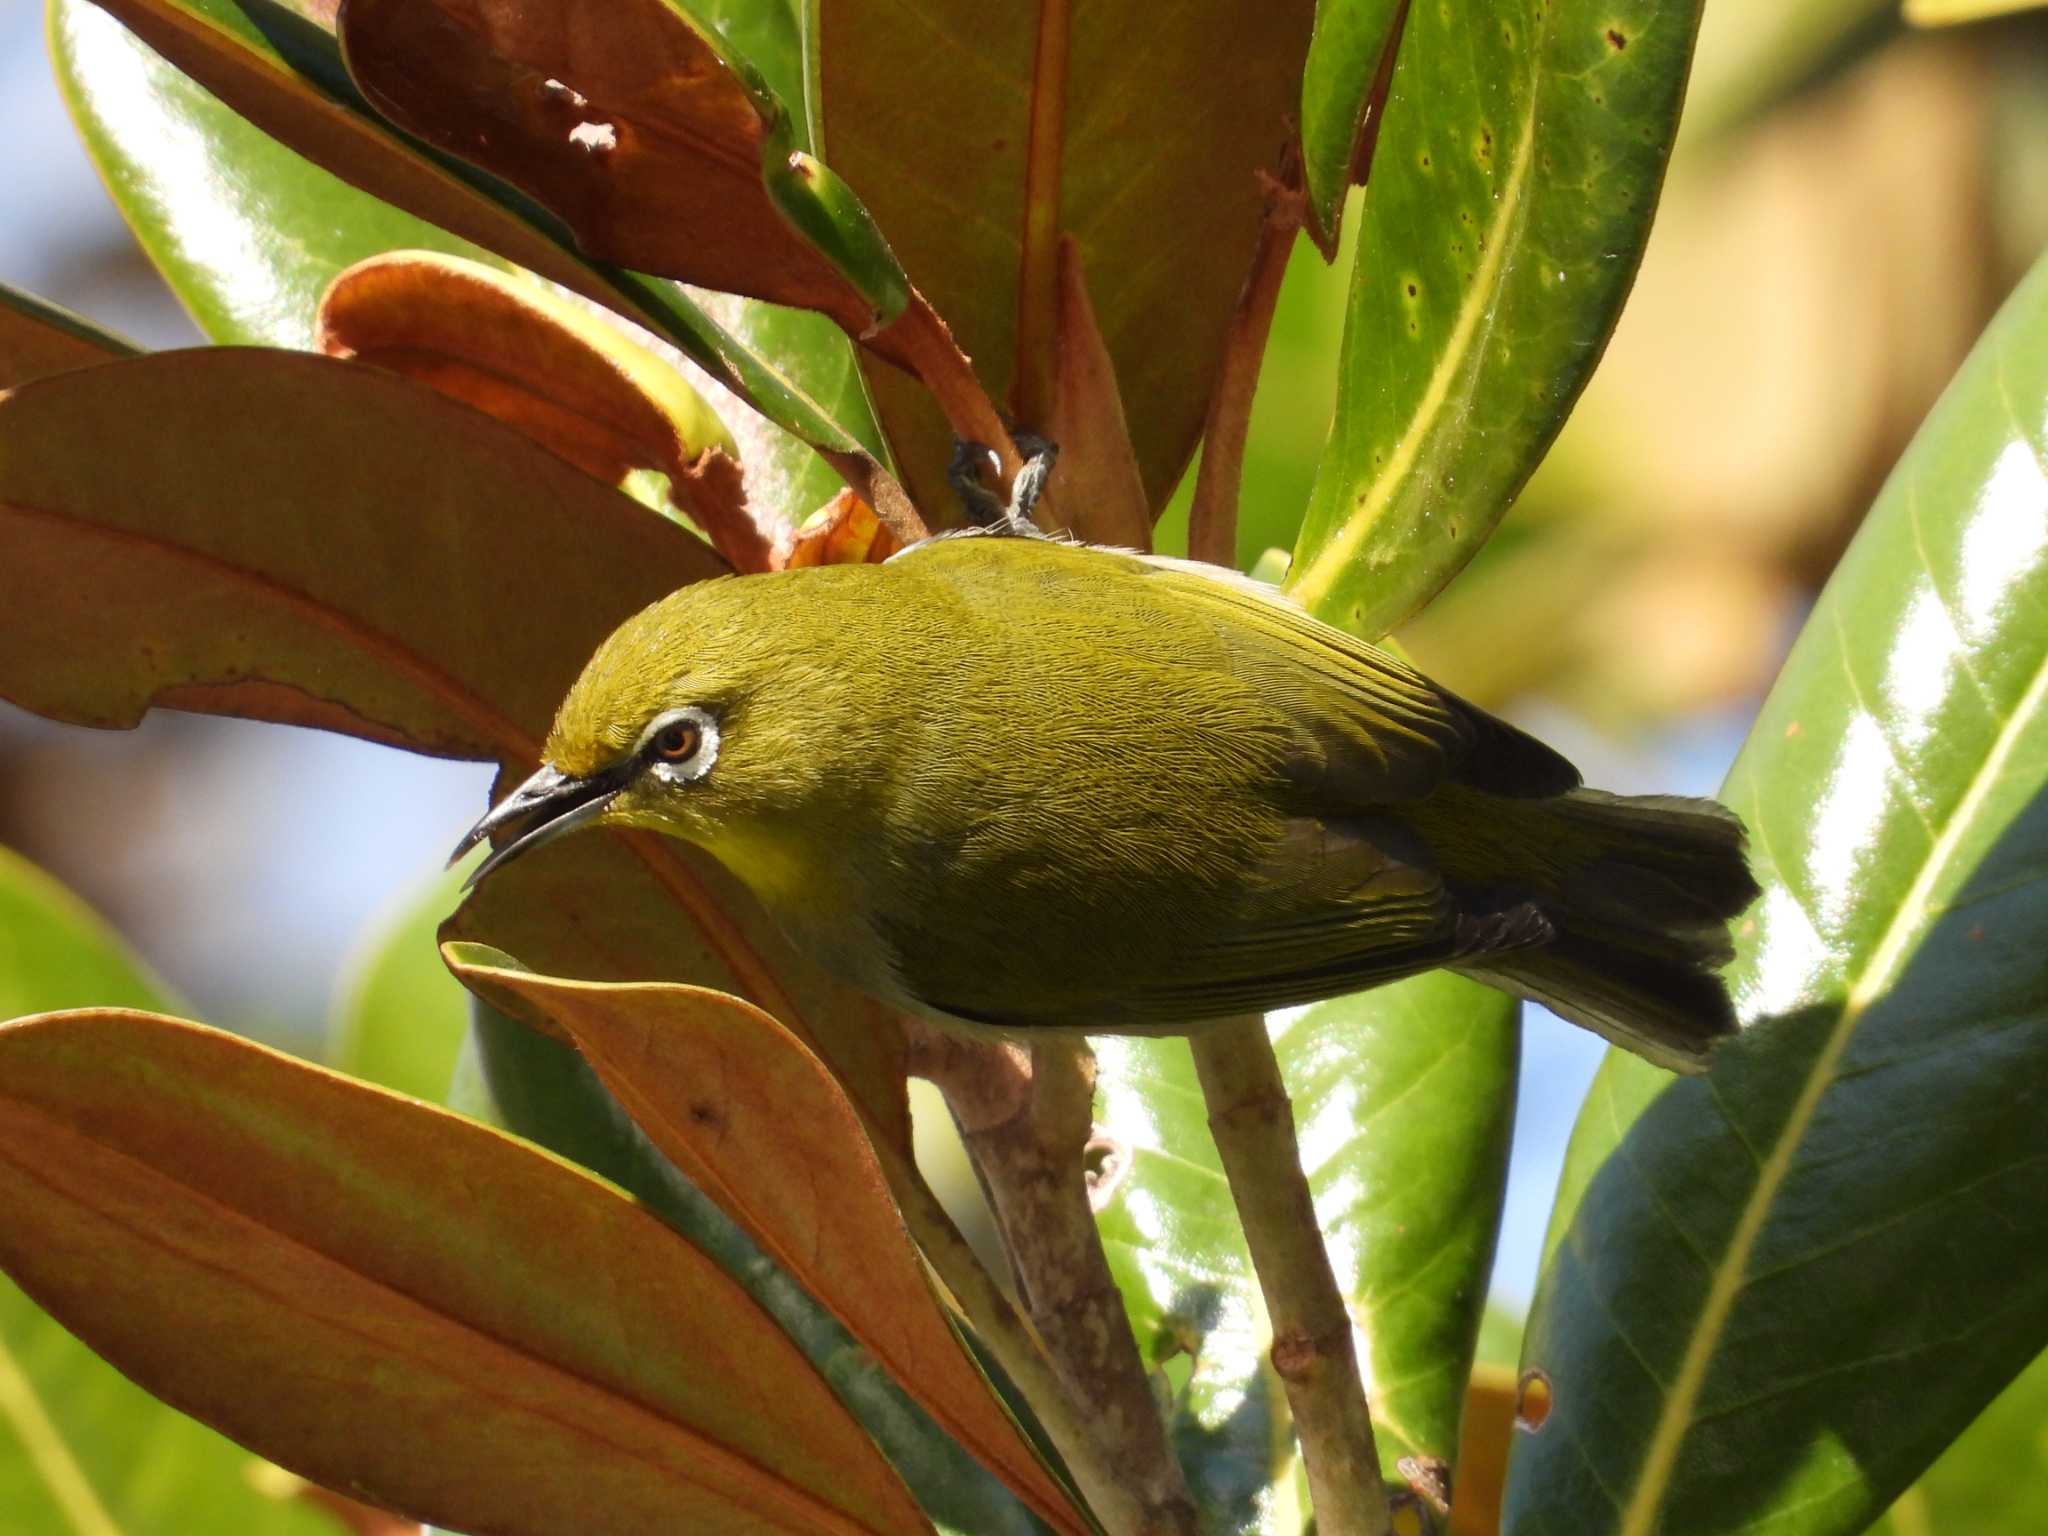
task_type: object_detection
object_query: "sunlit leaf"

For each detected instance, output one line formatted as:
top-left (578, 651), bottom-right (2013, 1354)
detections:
top-left (0, 850), bottom-right (357, 1535)
top-left (54, 0), bottom-right (879, 456)
top-left (1276, 978), bottom-right (1517, 1495)
top-left (316, 252), bottom-right (769, 571)
top-left (445, 945), bottom-right (1089, 1535)
top-left (0, 347), bottom-right (722, 757)
top-left (1091, 1034), bottom-right (1287, 1536)
top-left (1508, 245), bottom-right (2048, 1536)
top-left (0, 1008), bottom-right (932, 1533)
top-left (1287, 0), bottom-right (1701, 635)
top-left (0, 282), bottom-right (139, 390)
top-left (1091, 976), bottom-right (1512, 1533)
top-left (336, 0), bottom-right (908, 339)
top-left (447, 1001), bottom-right (1050, 1536)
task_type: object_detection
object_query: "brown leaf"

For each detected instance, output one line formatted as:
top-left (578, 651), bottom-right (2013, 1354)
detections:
top-left (338, 0), bottom-right (886, 350)
top-left (0, 284), bottom-right (137, 389)
top-left (1044, 237), bottom-right (1150, 549)
top-left (818, 0), bottom-right (1317, 516)
top-left (319, 252), bottom-right (775, 572)
top-left (0, 348), bottom-right (913, 1171)
top-left (445, 947), bottom-right (1090, 1536)
top-left (84, 0), bottom-right (647, 326)
top-left (0, 1009), bottom-right (931, 1535)
top-left (779, 489), bottom-right (903, 568)
top-left (0, 348), bottom-right (723, 757)
top-left (446, 828), bottom-right (915, 1161)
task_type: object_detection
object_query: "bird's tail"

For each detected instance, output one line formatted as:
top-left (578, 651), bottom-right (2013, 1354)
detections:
top-left (1452, 789), bottom-right (1762, 1073)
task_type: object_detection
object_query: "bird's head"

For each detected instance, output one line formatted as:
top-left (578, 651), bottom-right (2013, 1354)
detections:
top-left (451, 574), bottom-right (852, 890)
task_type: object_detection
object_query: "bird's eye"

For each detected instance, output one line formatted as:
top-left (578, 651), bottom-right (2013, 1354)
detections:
top-left (653, 721), bottom-right (701, 761)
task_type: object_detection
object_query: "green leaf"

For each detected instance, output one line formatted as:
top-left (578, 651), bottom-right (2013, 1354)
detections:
top-left (1277, 976), bottom-right (1517, 1488)
top-left (0, 850), bottom-right (335, 1536)
top-left (1286, 0), bottom-right (1701, 634)
top-left (0, 282), bottom-right (139, 389)
top-left (1091, 976), bottom-right (1513, 1532)
top-left (51, 0), bottom-right (489, 349)
top-left (1507, 247), bottom-right (2048, 1536)
top-left (1869, 1345), bottom-right (2048, 1535)
top-left (0, 1008), bottom-right (933, 1534)
top-left (1091, 1034), bottom-right (1291, 1536)
top-left (327, 865), bottom-right (469, 1101)
top-left (1298, 0), bottom-right (1405, 247)
top-left (448, 1000), bottom-right (1051, 1536)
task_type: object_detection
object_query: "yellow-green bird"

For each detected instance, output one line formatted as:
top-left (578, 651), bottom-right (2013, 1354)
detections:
top-left (454, 529), bottom-right (1759, 1072)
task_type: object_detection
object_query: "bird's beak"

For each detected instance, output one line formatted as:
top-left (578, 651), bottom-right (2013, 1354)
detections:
top-left (448, 762), bottom-right (627, 890)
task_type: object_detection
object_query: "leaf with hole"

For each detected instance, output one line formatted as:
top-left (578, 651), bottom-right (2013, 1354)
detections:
top-left (1287, 0), bottom-right (1701, 635)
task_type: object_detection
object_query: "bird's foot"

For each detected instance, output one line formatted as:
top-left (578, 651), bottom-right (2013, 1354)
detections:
top-left (947, 432), bottom-right (1060, 536)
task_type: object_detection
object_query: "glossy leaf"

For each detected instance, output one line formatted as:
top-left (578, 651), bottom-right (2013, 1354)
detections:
top-left (1287, 0), bottom-right (1701, 634)
top-left (444, 945), bottom-right (1087, 1535)
top-left (0, 1008), bottom-right (931, 1534)
top-left (316, 252), bottom-right (768, 571)
top-left (54, 0), bottom-right (876, 456)
top-left (337, 0), bottom-right (908, 342)
top-left (1275, 977), bottom-right (1518, 1491)
top-left (0, 282), bottom-right (138, 389)
top-left (0, 347), bottom-right (722, 756)
top-left (328, 864), bottom-right (471, 1101)
top-left (446, 1001), bottom-right (1050, 1536)
top-left (0, 852), bottom-right (343, 1536)
top-left (1090, 1033), bottom-right (1287, 1536)
top-left (1297, 0), bottom-right (1405, 248)
top-left (817, 0), bottom-right (1316, 516)
top-left (1508, 249), bottom-right (2048, 1536)
top-left (0, 347), bottom-right (908, 1159)
top-left (1092, 975), bottom-right (1513, 1532)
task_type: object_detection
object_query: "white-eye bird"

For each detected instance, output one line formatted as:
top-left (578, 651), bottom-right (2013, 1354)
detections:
top-left (453, 493), bottom-right (1759, 1073)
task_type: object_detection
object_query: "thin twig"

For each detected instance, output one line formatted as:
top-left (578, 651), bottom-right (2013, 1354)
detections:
top-left (1186, 158), bottom-right (1306, 568)
top-left (912, 1028), bottom-right (1198, 1536)
top-left (1189, 1017), bottom-right (1392, 1536)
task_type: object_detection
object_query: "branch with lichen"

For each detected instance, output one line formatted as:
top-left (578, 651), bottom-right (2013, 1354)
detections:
top-left (908, 1025), bottom-right (1197, 1536)
top-left (1189, 1017), bottom-right (1393, 1536)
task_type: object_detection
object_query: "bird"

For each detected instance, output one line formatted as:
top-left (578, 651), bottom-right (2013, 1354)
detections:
top-left (452, 492), bottom-right (1760, 1074)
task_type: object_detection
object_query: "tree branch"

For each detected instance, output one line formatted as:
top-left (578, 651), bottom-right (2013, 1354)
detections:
top-left (910, 1027), bottom-right (1197, 1536)
top-left (1188, 1017), bottom-right (1393, 1536)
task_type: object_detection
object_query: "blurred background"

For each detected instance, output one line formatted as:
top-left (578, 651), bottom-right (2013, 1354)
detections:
top-left (4, 0), bottom-right (2048, 1322)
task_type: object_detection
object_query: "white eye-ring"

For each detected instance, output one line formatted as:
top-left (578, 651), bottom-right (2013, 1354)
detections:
top-left (639, 706), bottom-right (719, 784)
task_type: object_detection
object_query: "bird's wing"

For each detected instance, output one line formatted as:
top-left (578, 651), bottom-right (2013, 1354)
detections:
top-left (913, 814), bottom-right (1550, 1030)
top-left (1132, 556), bottom-right (1581, 802)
